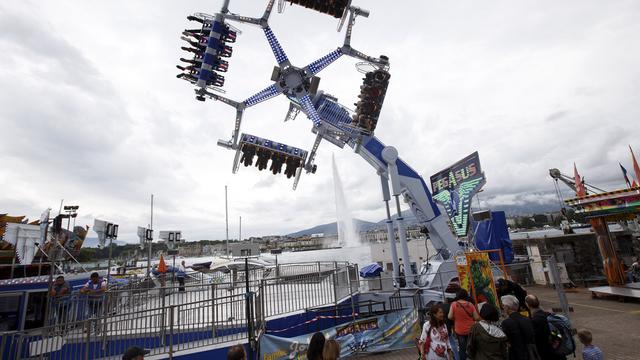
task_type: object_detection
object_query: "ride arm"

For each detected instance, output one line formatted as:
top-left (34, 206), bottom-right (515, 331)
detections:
top-left (222, 0), bottom-right (276, 27)
top-left (354, 136), bottom-right (461, 259)
top-left (340, 7), bottom-right (389, 68)
top-left (549, 168), bottom-right (606, 194)
top-left (549, 168), bottom-right (577, 192)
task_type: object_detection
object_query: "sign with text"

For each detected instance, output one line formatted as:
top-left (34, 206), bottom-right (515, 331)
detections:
top-left (260, 309), bottom-right (419, 360)
top-left (456, 252), bottom-right (499, 308)
top-left (430, 151), bottom-right (486, 236)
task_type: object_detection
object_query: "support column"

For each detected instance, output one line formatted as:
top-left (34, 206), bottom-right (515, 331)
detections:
top-left (381, 147), bottom-right (415, 286)
top-left (395, 215), bottom-right (413, 285)
top-left (381, 176), bottom-right (400, 283)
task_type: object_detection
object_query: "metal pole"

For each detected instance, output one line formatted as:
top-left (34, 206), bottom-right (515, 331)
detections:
top-left (239, 216), bottom-right (242, 242)
top-left (548, 256), bottom-right (570, 316)
top-left (380, 176), bottom-right (400, 284)
top-left (45, 218), bottom-right (60, 327)
top-left (9, 227), bottom-right (17, 280)
top-left (148, 194), bottom-right (154, 279)
top-left (107, 236), bottom-right (113, 285)
top-left (225, 186), bottom-right (229, 256)
top-left (244, 257), bottom-right (254, 360)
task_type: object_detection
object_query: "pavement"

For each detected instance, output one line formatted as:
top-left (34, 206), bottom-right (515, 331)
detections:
top-left (353, 285), bottom-right (640, 359)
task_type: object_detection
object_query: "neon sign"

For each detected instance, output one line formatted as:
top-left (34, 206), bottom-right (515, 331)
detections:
top-left (430, 151), bottom-right (486, 236)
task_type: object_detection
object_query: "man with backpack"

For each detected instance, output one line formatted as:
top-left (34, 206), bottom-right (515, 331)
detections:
top-left (500, 295), bottom-right (540, 360)
top-left (525, 295), bottom-right (568, 360)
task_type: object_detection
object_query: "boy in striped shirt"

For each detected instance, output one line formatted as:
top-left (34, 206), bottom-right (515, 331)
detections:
top-left (578, 329), bottom-right (603, 360)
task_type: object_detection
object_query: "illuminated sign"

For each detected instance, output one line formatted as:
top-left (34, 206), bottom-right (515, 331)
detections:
top-left (430, 151), bottom-right (486, 236)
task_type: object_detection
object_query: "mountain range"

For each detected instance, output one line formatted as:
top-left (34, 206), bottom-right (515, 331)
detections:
top-left (287, 210), bottom-right (419, 237)
top-left (286, 201), bottom-right (560, 237)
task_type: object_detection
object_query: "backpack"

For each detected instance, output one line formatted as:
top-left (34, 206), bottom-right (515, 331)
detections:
top-left (547, 313), bottom-right (576, 356)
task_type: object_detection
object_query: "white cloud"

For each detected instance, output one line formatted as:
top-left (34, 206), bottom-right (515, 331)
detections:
top-left (1, 0), bottom-right (639, 242)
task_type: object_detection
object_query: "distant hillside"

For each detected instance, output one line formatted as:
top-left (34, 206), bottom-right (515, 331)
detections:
top-left (287, 202), bottom-right (559, 237)
top-left (374, 210), bottom-right (419, 226)
top-left (287, 219), bottom-right (379, 237)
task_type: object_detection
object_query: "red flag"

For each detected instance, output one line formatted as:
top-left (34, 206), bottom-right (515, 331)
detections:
top-left (574, 163), bottom-right (586, 197)
top-left (631, 145), bottom-right (640, 188)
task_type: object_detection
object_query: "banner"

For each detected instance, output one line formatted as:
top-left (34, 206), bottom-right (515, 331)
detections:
top-left (430, 151), bottom-right (486, 236)
top-left (260, 308), bottom-right (419, 359)
top-left (456, 252), bottom-right (499, 309)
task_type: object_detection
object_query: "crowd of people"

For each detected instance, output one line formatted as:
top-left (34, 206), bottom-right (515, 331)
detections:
top-left (419, 287), bottom-right (604, 360)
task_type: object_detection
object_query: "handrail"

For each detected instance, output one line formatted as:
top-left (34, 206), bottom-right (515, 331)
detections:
top-left (3, 261), bottom-right (365, 359)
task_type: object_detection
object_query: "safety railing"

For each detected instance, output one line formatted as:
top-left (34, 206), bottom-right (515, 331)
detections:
top-left (3, 291), bottom-right (249, 360)
top-left (4, 261), bottom-right (360, 360)
top-left (41, 264), bottom-right (351, 319)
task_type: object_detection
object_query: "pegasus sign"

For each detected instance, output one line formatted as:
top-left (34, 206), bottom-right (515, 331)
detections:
top-left (430, 151), bottom-right (486, 237)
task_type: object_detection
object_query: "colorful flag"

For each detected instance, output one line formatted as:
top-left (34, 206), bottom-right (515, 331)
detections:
top-left (574, 163), bottom-right (586, 197)
top-left (631, 145), bottom-right (640, 188)
top-left (620, 163), bottom-right (632, 188)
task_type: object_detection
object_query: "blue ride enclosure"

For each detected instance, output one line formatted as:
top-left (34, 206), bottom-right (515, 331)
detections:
top-left (471, 211), bottom-right (514, 264)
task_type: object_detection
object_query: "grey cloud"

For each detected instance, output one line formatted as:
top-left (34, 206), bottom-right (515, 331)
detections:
top-left (545, 110), bottom-right (569, 123)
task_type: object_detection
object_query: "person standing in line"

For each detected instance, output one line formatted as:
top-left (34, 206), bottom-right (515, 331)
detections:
top-left (448, 289), bottom-right (479, 360)
top-left (420, 304), bottom-right (453, 360)
top-left (80, 272), bottom-right (106, 332)
top-left (177, 260), bottom-right (187, 292)
top-left (307, 332), bottom-right (326, 360)
top-left (496, 279), bottom-right (528, 313)
top-left (50, 275), bottom-right (71, 325)
top-left (525, 294), bottom-right (566, 360)
top-left (467, 303), bottom-right (508, 360)
top-left (500, 295), bottom-right (539, 360)
top-left (122, 346), bottom-right (150, 360)
top-left (322, 339), bottom-right (341, 360)
top-left (226, 344), bottom-right (247, 360)
top-left (577, 329), bottom-right (604, 360)
top-left (441, 300), bottom-right (459, 360)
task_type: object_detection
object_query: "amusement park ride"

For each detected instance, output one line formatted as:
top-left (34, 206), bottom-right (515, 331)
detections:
top-left (176, 0), bottom-right (463, 287)
top-left (551, 161), bottom-right (640, 300)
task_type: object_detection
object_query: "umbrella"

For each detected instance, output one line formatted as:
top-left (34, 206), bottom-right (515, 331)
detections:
top-left (359, 263), bottom-right (382, 278)
top-left (158, 254), bottom-right (167, 273)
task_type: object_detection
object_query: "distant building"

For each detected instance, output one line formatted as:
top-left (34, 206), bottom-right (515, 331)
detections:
top-left (360, 225), bottom-right (424, 243)
top-left (229, 242), bottom-right (260, 257)
top-left (370, 238), bottom-right (436, 274)
top-left (178, 242), bottom-right (203, 257)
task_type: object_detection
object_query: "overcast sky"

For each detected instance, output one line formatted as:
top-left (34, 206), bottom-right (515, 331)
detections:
top-left (1, 0), bottom-right (639, 243)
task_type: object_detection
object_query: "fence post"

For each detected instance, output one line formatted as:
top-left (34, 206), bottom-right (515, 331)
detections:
top-left (438, 271), bottom-right (445, 302)
top-left (160, 286), bottom-right (166, 346)
top-left (347, 266), bottom-right (356, 324)
top-left (245, 258), bottom-right (255, 360)
top-left (211, 283), bottom-right (217, 338)
top-left (169, 305), bottom-right (174, 359)
top-left (548, 256), bottom-right (570, 317)
top-left (85, 319), bottom-right (91, 360)
top-left (261, 279), bottom-right (266, 330)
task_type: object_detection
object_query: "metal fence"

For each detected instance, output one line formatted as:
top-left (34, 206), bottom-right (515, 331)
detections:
top-left (2, 291), bottom-right (250, 360)
top-left (1, 261), bottom-right (358, 360)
